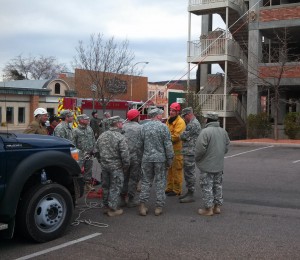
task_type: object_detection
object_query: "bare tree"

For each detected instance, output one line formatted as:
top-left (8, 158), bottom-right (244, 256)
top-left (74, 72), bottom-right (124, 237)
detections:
top-left (3, 54), bottom-right (67, 80)
top-left (73, 33), bottom-right (136, 111)
top-left (247, 28), bottom-right (300, 139)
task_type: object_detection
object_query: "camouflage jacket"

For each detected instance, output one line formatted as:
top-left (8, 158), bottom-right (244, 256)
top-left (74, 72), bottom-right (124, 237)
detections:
top-left (72, 124), bottom-right (95, 160)
top-left (95, 127), bottom-right (130, 170)
top-left (122, 121), bottom-right (143, 161)
top-left (54, 121), bottom-right (73, 142)
top-left (180, 116), bottom-right (201, 156)
top-left (101, 118), bottom-right (110, 133)
top-left (141, 120), bottom-right (174, 163)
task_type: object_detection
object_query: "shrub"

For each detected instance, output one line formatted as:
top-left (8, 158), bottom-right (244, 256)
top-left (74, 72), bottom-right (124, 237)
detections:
top-left (284, 112), bottom-right (300, 139)
top-left (247, 113), bottom-right (272, 138)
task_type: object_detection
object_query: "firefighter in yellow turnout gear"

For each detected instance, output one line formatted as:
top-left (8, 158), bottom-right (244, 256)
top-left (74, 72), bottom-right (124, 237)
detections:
top-left (165, 102), bottom-right (186, 196)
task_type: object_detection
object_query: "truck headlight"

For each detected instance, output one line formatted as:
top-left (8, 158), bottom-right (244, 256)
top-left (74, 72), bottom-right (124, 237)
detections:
top-left (70, 147), bottom-right (79, 163)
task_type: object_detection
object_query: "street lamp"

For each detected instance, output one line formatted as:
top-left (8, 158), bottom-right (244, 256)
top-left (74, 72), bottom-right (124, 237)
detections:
top-left (130, 61), bottom-right (149, 101)
top-left (91, 84), bottom-right (97, 111)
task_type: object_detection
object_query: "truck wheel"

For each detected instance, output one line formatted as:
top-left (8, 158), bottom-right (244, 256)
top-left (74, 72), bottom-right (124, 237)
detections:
top-left (17, 183), bottom-right (74, 242)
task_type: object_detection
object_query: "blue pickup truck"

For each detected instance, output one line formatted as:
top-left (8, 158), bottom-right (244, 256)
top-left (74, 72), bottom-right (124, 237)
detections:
top-left (0, 132), bottom-right (84, 242)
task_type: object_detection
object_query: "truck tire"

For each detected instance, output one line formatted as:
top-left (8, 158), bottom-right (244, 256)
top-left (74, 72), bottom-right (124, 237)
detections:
top-left (17, 183), bottom-right (74, 242)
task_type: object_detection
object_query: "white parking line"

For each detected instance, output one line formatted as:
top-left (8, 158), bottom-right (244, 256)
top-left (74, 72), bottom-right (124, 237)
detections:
top-left (292, 160), bottom-right (300, 164)
top-left (225, 145), bottom-right (274, 158)
top-left (15, 233), bottom-right (102, 260)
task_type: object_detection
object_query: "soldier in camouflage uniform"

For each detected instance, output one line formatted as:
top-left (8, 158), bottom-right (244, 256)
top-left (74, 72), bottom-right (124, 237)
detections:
top-left (95, 116), bottom-right (130, 217)
top-left (179, 107), bottom-right (201, 203)
top-left (54, 109), bottom-right (74, 142)
top-left (195, 112), bottom-right (230, 216)
top-left (100, 112), bottom-right (111, 133)
top-left (120, 109), bottom-right (143, 208)
top-left (72, 114), bottom-right (96, 192)
top-left (139, 108), bottom-right (174, 216)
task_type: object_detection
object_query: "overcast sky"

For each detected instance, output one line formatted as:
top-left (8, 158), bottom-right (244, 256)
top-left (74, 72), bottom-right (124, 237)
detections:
top-left (0, 0), bottom-right (224, 82)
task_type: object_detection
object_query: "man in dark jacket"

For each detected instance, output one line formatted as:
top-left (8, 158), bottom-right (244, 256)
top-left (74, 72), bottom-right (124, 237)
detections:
top-left (195, 112), bottom-right (230, 216)
top-left (47, 115), bottom-right (60, 136)
top-left (90, 111), bottom-right (101, 139)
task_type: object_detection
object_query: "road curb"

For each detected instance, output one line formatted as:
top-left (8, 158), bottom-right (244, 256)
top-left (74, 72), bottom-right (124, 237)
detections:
top-left (231, 141), bottom-right (300, 148)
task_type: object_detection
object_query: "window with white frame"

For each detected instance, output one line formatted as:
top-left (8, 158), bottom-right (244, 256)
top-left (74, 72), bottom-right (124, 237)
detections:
top-left (18, 107), bottom-right (25, 123)
top-left (6, 107), bottom-right (14, 124)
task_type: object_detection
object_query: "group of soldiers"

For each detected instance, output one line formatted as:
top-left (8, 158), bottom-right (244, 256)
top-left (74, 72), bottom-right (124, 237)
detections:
top-left (24, 102), bottom-right (230, 217)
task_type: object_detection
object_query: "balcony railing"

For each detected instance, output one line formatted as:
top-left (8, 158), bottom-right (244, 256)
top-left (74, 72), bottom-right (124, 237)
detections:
top-left (195, 94), bottom-right (246, 124)
top-left (188, 38), bottom-right (248, 69)
top-left (197, 94), bottom-right (235, 111)
top-left (188, 0), bottom-right (248, 14)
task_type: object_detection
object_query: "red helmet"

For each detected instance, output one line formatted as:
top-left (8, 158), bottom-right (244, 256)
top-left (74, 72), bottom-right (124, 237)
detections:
top-left (170, 102), bottom-right (181, 111)
top-left (127, 109), bottom-right (140, 121)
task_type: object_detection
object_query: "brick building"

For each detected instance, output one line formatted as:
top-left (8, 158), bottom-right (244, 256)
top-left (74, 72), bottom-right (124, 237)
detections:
top-left (75, 68), bottom-right (148, 101)
top-left (188, 0), bottom-right (300, 139)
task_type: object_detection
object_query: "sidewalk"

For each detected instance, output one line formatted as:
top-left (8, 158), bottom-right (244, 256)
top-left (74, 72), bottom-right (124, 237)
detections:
top-left (231, 138), bottom-right (300, 147)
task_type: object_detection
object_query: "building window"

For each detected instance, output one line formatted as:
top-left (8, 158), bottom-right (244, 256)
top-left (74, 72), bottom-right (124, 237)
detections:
top-left (55, 83), bottom-right (61, 94)
top-left (18, 107), bottom-right (25, 123)
top-left (148, 91), bottom-right (155, 99)
top-left (47, 108), bottom-right (55, 116)
top-left (6, 107), bottom-right (14, 124)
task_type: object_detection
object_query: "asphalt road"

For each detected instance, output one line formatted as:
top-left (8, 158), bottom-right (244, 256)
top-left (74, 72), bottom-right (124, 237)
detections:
top-left (1, 144), bottom-right (300, 259)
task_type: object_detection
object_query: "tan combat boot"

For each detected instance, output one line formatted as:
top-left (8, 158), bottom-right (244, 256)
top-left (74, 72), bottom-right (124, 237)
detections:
top-left (139, 203), bottom-right (148, 216)
top-left (198, 207), bottom-right (214, 216)
top-left (107, 208), bottom-right (123, 217)
top-left (154, 207), bottom-right (163, 216)
top-left (213, 205), bottom-right (221, 214)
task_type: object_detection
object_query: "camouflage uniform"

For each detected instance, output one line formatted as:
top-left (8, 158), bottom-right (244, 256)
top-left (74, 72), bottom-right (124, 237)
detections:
top-left (72, 124), bottom-right (95, 183)
top-left (96, 126), bottom-right (130, 210)
top-left (54, 121), bottom-right (73, 142)
top-left (180, 116), bottom-right (201, 192)
top-left (121, 121), bottom-right (143, 199)
top-left (195, 120), bottom-right (230, 209)
top-left (101, 118), bottom-right (110, 133)
top-left (139, 120), bottom-right (174, 208)
top-left (24, 120), bottom-right (48, 135)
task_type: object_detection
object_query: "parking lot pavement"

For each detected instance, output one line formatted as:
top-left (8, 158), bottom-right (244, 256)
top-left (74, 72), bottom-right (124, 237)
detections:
top-left (1, 143), bottom-right (300, 259)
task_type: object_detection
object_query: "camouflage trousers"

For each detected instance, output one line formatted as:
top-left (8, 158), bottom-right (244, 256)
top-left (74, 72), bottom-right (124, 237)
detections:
top-left (101, 167), bottom-right (124, 210)
top-left (199, 171), bottom-right (223, 209)
top-left (80, 159), bottom-right (93, 183)
top-left (121, 159), bottom-right (141, 198)
top-left (183, 155), bottom-right (196, 192)
top-left (139, 162), bottom-right (167, 208)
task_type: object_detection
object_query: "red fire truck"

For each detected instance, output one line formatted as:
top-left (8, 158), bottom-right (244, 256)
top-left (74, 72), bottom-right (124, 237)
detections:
top-left (58, 97), bottom-right (159, 120)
